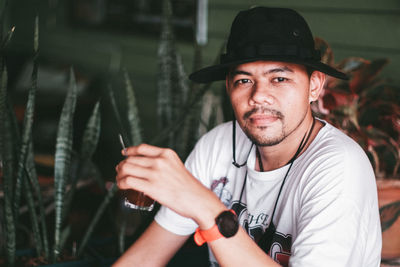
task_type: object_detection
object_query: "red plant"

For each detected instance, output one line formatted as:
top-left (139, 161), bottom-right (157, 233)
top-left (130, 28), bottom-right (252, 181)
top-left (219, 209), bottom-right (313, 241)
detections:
top-left (312, 38), bottom-right (400, 178)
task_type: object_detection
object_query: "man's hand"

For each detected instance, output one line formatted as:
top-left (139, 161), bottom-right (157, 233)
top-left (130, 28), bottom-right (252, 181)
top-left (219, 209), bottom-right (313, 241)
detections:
top-left (115, 144), bottom-right (225, 227)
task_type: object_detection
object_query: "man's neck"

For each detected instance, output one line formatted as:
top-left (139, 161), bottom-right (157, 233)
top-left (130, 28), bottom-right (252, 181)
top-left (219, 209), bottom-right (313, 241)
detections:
top-left (256, 118), bottom-right (323, 171)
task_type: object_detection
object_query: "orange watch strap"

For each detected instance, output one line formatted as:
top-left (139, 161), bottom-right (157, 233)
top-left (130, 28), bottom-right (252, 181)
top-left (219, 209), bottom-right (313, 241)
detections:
top-left (194, 209), bottom-right (237, 246)
top-left (194, 224), bottom-right (223, 246)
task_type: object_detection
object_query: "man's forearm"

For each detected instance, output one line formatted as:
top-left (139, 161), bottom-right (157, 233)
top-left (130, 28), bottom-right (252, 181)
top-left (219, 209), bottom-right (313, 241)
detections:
top-left (112, 221), bottom-right (189, 267)
top-left (204, 226), bottom-right (280, 267)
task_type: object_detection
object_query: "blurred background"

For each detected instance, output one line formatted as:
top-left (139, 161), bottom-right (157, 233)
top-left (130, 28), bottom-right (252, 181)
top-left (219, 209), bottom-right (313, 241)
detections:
top-left (5, 0), bottom-right (400, 177)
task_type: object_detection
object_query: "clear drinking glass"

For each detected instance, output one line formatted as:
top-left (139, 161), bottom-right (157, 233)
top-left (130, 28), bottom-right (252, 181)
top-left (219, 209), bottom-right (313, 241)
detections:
top-left (119, 134), bottom-right (155, 211)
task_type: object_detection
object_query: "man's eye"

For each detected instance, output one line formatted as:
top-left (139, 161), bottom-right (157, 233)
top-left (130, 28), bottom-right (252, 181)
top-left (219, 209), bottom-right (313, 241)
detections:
top-left (273, 77), bottom-right (288, 82)
top-left (235, 79), bottom-right (251, 85)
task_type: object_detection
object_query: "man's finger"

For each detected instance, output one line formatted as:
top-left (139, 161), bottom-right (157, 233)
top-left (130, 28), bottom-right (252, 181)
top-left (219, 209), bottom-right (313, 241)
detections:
top-left (122, 155), bottom-right (154, 168)
top-left (123, 143), bottom-right (165, 157)
top-left (116, 162), bottom-right (155, 183)
top-left (117, 175), bottom-right (149, 193)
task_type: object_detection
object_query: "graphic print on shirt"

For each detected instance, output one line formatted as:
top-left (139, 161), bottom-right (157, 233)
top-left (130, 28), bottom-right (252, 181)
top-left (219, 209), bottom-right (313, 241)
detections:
top-left (231, 200), bottom-right (292, 267)
top-left (211, 177), bottom-right (232, 206)
top-left (270, 232), bottom-right (292, 266)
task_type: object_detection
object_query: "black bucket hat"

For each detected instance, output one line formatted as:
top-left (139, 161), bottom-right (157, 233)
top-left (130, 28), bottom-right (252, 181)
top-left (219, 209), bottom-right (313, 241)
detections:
top-left (189, 7), bottom-right (348, 83)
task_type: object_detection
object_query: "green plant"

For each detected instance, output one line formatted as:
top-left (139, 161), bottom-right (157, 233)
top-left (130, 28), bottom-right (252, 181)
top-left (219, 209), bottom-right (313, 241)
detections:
top-left (102, 0), bottom-right (225, 251)
top-left (0, 15), bottom-right (41, 266)
top-left (154, 0), bottom-right (225, 160)
top-left (0, 0), bottom-right (226, 265)
top-left (312, 37), bottom-right (400, 179)
top-left (0, 15), bottom-right (110, 265)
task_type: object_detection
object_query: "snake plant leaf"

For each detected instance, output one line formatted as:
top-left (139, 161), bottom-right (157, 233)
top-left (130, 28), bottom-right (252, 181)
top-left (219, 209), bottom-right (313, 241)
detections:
top-left (59, 225), bottom-right (71, 257)
top-left (25, 139), bottom-right (50, 259)
top-left (23, 170), bottom-right (43, 256)
top-left (117, 71), bottom-right (143, 253)
top-left (151, 41), bottom-right (224, 146)
top-left (173, 52), bottom-right (190, 156)
top-left (124, 70), bottom-right (142, 146)
top-left (175, 52), bottom-right (189, 112)
top-left (80, 100), bottom-right (101, 159)
top-left (0, 65), bottom-right (16, 266)
top-left (21, 18), bottom-right (50, 259)
top-left (77, 183), bottom-right (118, 256)
top-left (157, 0), bottom-right (174, 137)
top-left (6, 96), bottom-right (21, 164)
top-left (202, 91), bottom-right (223, 133)
top-left (176, 42), bottom-right (204, 157)
top-left (63, 100), bottom-right (102, 218)
top-left (157, 0), bottom-right (192, 150)
top-left (53, 68), bottom-right (77, 260)
top-left (34, 16), bottom-right (38, 53)
top-left (13, 45), bottom-right (38, 223)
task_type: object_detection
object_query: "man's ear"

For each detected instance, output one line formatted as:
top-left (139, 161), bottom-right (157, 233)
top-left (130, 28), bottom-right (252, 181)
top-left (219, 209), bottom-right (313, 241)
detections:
top-left (309, 71), bottom-right (326, 102)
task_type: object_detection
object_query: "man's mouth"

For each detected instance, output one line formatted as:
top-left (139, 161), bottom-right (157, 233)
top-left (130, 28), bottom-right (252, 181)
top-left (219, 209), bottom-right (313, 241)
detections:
top-left (248, 114), bottom-right (279, 126)
top-left (243, 108), bottom-right (283, 127)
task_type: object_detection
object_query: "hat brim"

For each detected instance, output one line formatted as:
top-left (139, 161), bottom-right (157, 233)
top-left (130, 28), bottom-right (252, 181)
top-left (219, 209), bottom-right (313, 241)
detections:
top-left (189, 56), bottom-right (348, 83)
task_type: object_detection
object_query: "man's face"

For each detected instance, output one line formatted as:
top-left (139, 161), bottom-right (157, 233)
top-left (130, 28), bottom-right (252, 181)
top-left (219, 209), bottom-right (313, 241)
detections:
top-left (226, 60), bottom-right (322, 146)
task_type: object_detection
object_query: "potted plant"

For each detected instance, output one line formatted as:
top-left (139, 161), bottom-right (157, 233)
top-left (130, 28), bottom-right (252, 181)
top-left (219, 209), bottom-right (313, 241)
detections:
top-left (312, 38), bottom-right (400, 261)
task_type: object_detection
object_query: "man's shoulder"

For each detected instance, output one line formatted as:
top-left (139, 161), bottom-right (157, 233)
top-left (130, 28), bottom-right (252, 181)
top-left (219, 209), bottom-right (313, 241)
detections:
top-left (307, 120), bottom-right (374, 177)
top-left (299, 120), bottom-right (377, 204)
top-left (316, 121), bottom-right (366, 156)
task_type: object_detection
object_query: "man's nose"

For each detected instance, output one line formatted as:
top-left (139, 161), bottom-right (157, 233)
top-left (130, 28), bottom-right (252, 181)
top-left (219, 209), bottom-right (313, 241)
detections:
top-left (249, 82), bottom-right (275, 106)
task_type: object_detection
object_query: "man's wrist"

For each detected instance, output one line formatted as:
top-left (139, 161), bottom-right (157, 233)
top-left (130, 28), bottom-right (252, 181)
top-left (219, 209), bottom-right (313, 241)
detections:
top-left (192, 196), bottom-right (227, 230)
top-left (194, 209), bottom-right (239, 246)
top-left (196, 210), bottom-right (222, 231)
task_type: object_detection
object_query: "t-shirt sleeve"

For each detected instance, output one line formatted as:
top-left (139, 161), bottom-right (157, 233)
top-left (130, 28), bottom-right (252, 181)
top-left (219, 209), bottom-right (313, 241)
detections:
top-left (289, 135), bottom-right (381, 267)
top-left (154, 205), bottom-right (198, 236)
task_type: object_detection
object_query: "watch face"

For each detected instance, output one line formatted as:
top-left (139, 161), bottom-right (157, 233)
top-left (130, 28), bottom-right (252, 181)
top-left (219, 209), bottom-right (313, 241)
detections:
top-left (216, 210), bottom-right (239, 238)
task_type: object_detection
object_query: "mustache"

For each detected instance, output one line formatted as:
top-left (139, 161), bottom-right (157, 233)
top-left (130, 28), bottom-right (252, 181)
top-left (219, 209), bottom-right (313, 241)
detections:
top-left (243, 107), bottom-right (284, 120)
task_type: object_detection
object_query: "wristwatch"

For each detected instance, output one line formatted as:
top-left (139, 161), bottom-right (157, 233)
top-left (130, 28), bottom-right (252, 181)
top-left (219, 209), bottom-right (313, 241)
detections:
top-left (194, 209), bottom-right (239, 246)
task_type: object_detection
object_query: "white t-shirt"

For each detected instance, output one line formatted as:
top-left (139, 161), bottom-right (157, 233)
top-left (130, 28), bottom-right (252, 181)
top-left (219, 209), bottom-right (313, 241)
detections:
top-left (155, 120), bottom-right (382, 267)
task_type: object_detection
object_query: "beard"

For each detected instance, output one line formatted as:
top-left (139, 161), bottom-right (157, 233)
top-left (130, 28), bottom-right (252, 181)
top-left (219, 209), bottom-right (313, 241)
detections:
top-left (244, 126), bottom-right (286, 146)
top-left (241, 106), bottom-right (307, 147)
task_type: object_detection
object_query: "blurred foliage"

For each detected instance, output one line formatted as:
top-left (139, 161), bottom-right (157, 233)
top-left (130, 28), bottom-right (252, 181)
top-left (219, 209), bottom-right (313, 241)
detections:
top-left (0, 0), bottom-right (225, 265)
top-left (312, 37), bottom-right (400, 179)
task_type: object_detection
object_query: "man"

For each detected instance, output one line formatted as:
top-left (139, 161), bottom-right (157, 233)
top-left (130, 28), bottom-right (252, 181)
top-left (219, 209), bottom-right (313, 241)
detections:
top-left (114, 7), bottom-right (382, 267)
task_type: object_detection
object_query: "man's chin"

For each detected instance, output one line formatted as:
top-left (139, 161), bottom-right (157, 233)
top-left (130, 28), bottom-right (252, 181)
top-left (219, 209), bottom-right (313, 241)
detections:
top-left (251, 137), bottom-right (284, 147)
top-left (243, 128), bottom-right (285, 147)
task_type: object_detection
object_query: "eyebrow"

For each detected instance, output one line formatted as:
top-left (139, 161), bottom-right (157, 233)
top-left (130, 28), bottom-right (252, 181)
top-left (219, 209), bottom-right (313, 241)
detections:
top-left (230, 66), bottom-right (294, 77)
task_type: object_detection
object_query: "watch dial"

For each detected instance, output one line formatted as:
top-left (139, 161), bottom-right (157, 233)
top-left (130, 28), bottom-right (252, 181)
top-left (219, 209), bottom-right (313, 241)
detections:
top-left (216, 210), bottom-right (239, 238)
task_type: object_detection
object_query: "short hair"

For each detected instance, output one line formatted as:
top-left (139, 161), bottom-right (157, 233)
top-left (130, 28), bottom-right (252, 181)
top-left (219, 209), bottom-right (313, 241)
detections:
top-left (306, 66), bottom-right (315, 78)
